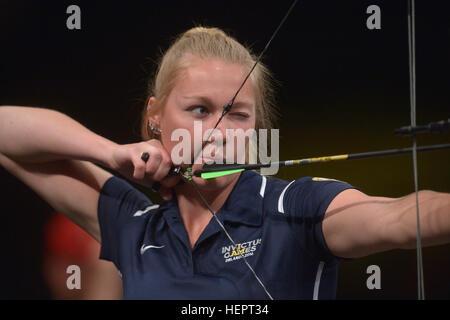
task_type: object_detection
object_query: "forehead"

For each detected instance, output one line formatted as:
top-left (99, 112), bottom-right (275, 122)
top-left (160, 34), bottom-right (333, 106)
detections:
top-left (173, 55), bottom-right (255, 105)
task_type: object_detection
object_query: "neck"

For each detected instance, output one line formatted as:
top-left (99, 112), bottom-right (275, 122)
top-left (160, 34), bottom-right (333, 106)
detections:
top-left (173, 174), bottom-right (240, 248)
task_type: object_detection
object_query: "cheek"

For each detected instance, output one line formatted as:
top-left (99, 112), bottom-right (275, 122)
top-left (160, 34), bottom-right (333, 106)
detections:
top-left (160, 115), bottom-right (196, 163)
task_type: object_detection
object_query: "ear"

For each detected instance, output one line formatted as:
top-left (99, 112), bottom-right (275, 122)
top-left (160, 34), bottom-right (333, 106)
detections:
top-left (147, 97), bottom-right (161, 125)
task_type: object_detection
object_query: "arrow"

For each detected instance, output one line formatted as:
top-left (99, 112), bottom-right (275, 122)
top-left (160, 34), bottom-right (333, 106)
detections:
top-left (190, 143), bottom-right (450, 179)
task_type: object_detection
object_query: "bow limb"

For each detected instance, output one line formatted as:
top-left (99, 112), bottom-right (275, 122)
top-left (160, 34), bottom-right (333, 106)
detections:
top-left (407, 0), bottom-right (425, 300)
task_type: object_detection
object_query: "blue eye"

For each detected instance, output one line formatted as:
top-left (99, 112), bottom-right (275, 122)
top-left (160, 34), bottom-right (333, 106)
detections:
top-left (190, 106), bottom-right (208, 115)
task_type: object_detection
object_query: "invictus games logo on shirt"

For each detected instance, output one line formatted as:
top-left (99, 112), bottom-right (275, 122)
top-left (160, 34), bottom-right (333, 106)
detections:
top-left (221, 238), bottom-right (262, 263)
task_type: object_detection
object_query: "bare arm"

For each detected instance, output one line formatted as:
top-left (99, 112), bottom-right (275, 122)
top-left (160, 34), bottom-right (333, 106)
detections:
top-left (0, 106), bottom-right (117, 166)
top-left (322, 189), bottom-right (450, 258)
top-left (0, 154), bottom-right (110, 241)
top-left (0, 106), bottom-right (178, 242)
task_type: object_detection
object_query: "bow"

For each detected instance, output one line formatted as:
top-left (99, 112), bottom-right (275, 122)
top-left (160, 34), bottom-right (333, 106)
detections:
top-left (407, 0), bottom-right (424, 300)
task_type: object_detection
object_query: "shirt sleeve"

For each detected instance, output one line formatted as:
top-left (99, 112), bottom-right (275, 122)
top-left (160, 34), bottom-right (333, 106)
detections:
top-left (283, 177), bottom-right (357, 264)
top-left (97, 176), bottom-right (153, 266)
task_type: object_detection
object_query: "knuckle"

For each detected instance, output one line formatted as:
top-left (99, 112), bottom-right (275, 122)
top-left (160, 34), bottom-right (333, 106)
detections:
top-left (154, 169), bottom-right (168, 181)
top-left (133, 169), bottom-right (143, 179)
top-left (145, 165), bottom-right (157, 176)
top-left (150, 139), bottom-right (162, 146)
top-left (135, 160), bottom-right (145, 170)
top-left (162, 158), bottom-right (172, 167)
top-left (153, 153), bottom-right (162, 162)
top-left (147, 150), bottom-right (161, 161)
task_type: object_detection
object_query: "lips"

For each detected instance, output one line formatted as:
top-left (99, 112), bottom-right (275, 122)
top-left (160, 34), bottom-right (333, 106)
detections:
top-left (201, 157), bottom-right (224, 164)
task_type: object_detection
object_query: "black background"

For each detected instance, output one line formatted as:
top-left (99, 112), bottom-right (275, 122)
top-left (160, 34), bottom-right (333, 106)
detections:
top-left (1, 0), bottom-right (449, 299)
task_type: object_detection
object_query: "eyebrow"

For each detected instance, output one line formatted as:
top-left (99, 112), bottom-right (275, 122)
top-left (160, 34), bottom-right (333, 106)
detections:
top-left (182, 95), bottom-right (214, 105)
top-left (182, 95), bottom-right (254, 109)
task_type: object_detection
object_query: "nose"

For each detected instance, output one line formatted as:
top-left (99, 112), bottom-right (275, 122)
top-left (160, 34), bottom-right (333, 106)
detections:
top-left (204, 108), bottom-right (227, 143)
top-left (214, 112), bottom-right (228, 137)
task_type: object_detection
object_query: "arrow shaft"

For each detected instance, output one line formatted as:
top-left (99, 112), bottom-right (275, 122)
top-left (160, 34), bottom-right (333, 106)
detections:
top-left (192, 143), bottom-right (450, 177)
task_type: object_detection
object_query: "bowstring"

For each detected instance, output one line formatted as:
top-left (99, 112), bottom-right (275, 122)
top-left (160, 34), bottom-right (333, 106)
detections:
top-left (187, 0), bottom-right (299, 300)
top-left (192, 0), bottom-right (299, 166)
top-left (188, 179), bottom-right (274, 300)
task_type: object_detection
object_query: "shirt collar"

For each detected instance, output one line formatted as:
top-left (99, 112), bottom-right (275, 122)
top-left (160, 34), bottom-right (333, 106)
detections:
top-left (216, 170), bottom-right (264, 226)
top-left (160, 170), bottom-right (264, 227)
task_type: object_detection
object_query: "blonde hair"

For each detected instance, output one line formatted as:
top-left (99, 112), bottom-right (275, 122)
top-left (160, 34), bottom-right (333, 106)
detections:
top-left (140, 26), bottom-right (278, 140)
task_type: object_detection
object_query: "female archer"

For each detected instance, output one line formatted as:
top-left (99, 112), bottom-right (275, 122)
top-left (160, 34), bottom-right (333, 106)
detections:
top-left (0, 27), bottom-right (448, 299)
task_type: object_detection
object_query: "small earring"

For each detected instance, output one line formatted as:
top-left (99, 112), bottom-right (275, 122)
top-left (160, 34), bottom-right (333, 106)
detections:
top-left (148, 121), bottom-right (162, 134)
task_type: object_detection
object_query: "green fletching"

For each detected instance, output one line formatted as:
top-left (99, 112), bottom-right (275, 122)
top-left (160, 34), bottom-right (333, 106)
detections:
top-left (201, 169), bottom-right (244, 179)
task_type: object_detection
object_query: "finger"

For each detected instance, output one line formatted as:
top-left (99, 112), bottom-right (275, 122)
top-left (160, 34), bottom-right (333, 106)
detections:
top-left (150, 144), bottom-right (173, 180)
top-left (152, 156), bottom-right (173, 181)
top-left (145, 152), bottom-right (162, 177)
top-left (160, 175), bottom-right (181, 189)
top-left (132, 156), bottom-right (147, 180)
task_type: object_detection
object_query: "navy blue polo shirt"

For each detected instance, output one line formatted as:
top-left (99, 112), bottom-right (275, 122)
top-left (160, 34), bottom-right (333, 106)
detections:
top-left (98, 170), bottom-right (355, 300)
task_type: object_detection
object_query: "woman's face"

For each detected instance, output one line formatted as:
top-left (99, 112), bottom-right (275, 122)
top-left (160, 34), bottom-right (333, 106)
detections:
top-left (150, 55), bottom-right (256, 188)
